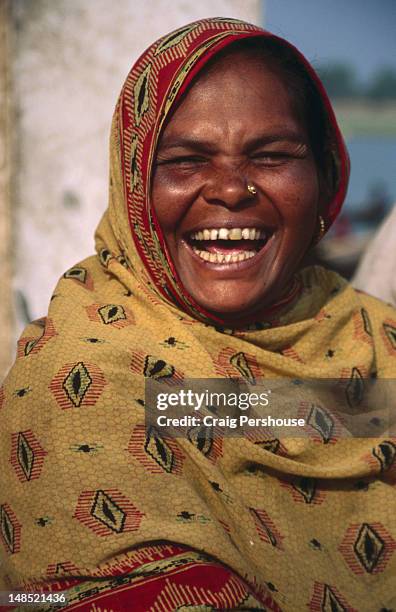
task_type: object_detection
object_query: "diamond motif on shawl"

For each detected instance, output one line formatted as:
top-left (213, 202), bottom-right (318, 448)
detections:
top-left (24, 339), bottom-right (37, 355)
top-left (154, 24), bottom-right (196, 55)
top-left (361, 308), bottom-right (372, 336)
top-left (98, 304), bottom-right (126, 325)
top-left (144, 427), bottom-right (174, 473)
top-left (187, 425), bottom-right (213, 456)
top-left (63, 267), bottom-right (87, 283)
top-left (0, 505), bottom-right (15, 553)
top-left (229, 352), bottom-right (255, 384)
top-left (98, 248), bottom-right (112, 267)
top-left (354, 523), bottom-right (384, 573)
top-left (322, 584), bottom-right (347, 612)
top-left (144, 355), bottom-right (174, 380)
top-left (17, 432), bottom-right (34, 480)
top-left (62, 362), bottom-right (92, 407)
top-left (383, 323), bottom-right (396, 350)
top-left (372, 440), bottom-right (396, 471)
top-left (134, 63), bottom-right (151, 126)
top-left (307, 404), bottom-right (334, 443)
top-left (130, 134), bottom-right (141, 193)
top-left (90, 490), bottom-right (126, 534)
top-left (346, 367), bottom-right (364, 409)
top-left (11, 430), bottom-right (47, 482)
top-left (292, 476), bottom-right (317, 503)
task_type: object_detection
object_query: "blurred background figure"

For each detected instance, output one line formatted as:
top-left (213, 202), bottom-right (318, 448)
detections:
top-left (0, 0), bottom-right (395, 380)
top-left (353, 205), bottom-right (396, 305)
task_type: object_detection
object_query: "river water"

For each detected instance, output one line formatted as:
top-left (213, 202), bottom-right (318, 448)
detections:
top-left (345, 136), bottom-right (396, 212)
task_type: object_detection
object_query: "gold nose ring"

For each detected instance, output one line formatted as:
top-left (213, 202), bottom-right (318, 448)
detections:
top-left (247, 183), bottom-right (257, 196)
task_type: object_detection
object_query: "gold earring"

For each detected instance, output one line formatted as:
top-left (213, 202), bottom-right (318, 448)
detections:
top-left (247, 183), bottom-right (257, 196)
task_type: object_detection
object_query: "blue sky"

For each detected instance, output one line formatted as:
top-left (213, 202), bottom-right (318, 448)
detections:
top-left (264, 0), bottom-right (396, 83)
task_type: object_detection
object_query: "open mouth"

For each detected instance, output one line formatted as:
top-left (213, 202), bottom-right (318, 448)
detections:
top-left (186, 227), bottom-right (272, 264)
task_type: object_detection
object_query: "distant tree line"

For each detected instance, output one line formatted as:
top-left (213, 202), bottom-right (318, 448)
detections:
top-left (316, 63), bottom-right (396, 100)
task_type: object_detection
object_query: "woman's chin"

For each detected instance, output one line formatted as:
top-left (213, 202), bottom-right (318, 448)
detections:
top-left (182, 266), bottom-right (296, 322)
top-left (186, 285), bottom-right (273, 321)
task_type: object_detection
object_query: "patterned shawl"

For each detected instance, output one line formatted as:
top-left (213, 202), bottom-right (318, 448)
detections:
top-left (1, 18), bottom-right (396, 611)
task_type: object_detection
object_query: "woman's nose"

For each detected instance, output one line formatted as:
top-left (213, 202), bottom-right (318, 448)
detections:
top-left (203, 168), bottom-right (251, 208)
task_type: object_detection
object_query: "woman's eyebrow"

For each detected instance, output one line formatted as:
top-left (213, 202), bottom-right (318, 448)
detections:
top-left (158, 131), bottom-right (307, 153)
top-left (245, 131), bottom-right (308, 149)
top-left (157, 137), bottom-right (218, 153)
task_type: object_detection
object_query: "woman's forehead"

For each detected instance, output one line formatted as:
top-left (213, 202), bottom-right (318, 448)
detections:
top-left (159, 54), bottom-right (308, 144)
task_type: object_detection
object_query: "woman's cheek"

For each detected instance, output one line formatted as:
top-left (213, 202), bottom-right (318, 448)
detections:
top-left (152, 170), bottom-right (204, 230)
top-left (151, 176), bottom-right (187, 229)
top-left (265, 165), bottom-right (319, 222)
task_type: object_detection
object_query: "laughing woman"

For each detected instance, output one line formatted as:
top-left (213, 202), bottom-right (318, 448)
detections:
top-left (1, 18), bottom-right (396, 612)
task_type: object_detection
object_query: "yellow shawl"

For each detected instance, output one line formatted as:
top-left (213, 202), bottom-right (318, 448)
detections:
top-left (1, 18), bottom-right (396, 611)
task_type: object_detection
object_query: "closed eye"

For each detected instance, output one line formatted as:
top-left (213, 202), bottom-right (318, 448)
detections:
top-left (250, 148), bottom-right (308, 166)
top-left (252, 151), bottom-right (291, 161)
top-left (251, 141), bottom-right (308, 162)
top-left (156, 155), bottom-right (207, 166)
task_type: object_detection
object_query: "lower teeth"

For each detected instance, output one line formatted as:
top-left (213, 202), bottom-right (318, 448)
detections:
top-left (193, 249), bottom-right (256, 263)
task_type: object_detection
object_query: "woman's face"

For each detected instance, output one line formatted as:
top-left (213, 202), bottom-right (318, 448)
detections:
top-left (152, 50), bottom-right (324, 321)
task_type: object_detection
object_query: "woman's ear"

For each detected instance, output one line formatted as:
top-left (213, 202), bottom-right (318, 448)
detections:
top-left (317, 156), bottom-right (335, 226)
top-left (306, 166), bottom-right (333, 248)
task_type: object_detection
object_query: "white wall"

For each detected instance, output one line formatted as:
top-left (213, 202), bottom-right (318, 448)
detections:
top-left (0, 0), bottom-right (14, 380)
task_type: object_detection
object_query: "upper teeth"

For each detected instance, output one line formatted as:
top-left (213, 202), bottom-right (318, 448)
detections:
top-left (190, 228), bottom-right (263, 241)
